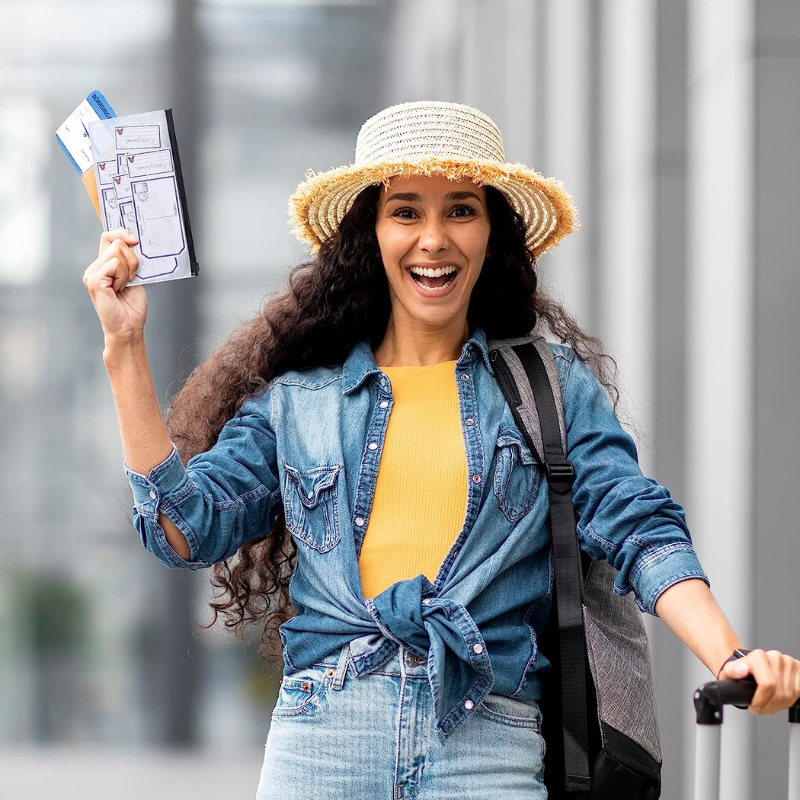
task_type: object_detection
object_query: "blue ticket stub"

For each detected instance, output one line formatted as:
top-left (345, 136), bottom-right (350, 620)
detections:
top-left (56, 90), bottom-right (117, 174)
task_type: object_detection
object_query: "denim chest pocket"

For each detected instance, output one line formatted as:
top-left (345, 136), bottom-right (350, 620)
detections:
top-left (284, 463), bottom-right (342, 553)
top-left (493, 429), bottom-right (541, 523)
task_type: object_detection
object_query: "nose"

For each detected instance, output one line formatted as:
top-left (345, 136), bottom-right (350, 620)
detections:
top-left (419, 215), bottom-right (449, 254)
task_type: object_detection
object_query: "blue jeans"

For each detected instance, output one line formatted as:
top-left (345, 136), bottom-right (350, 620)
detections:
top-left (256, 644), bottom-right (547, 799)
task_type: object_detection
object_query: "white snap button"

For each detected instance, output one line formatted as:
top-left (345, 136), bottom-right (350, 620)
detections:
top-left (368, 442), bottom-right (378, 450)
top-left (472, 643), bottom-right (484, 654)
top-left (472, 475), bottom-right (481, 484)
top-left (380, 401), bottom-right (389, 409)
top-left (355, 517), bottom-right (365, 527)
top-left (464, 699), bottom-right (474, 710)
top-left (461, 374), bottom-right (470, 381)
top-left (422, 598), bottom-right (432, 606)
top-left (149, 490), bottom-right (157, 500)
top-left (466, 418), bottom-right (474, 425)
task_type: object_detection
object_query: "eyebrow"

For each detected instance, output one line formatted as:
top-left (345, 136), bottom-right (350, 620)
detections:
top-left (384, 190), bottom-right (483, 204)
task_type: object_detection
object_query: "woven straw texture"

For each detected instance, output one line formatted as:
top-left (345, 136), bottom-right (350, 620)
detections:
top-left (288, 101), bottom-right (579, 259)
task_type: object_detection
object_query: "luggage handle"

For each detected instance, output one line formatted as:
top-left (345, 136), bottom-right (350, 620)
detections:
top-left (694, 677), bottom-right (800, 725)
top-left (693, 678), bottom-right (800, 800)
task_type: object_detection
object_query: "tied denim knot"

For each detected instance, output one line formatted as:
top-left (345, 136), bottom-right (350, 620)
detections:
top-left (366, 574), bottom-right (494, 736)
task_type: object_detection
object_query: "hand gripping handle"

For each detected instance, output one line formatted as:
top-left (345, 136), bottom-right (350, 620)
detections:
top-left (694, 677), bottom-right (800, 725)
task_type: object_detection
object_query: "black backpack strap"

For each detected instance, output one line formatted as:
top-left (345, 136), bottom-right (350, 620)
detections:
top-left (493, 341), bottom-right (591, 794)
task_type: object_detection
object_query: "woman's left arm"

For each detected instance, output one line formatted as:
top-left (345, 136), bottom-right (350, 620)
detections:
top-left (558, 349), bottom-right (800, 716)
top-left (654, 577), bottom-right (800, 715)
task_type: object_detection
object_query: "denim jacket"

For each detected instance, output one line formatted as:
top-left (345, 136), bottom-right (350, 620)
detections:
top-left (125, 327), bottom-right (708, 737)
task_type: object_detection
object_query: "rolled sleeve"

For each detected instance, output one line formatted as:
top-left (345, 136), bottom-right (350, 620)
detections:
top-left (559, 348), bottom-right (710, 615)
top-left (627, 541), bottom-right (709, 615)
top-left (125, 445), bottom-right (208, 569)
top-left (124, 391), bottom-right (282, 570)
top-left (126, 444), bottom-right (191, 518)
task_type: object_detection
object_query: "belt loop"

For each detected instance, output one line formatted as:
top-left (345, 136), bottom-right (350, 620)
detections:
top-left (332, 642), bottom-right (350, 691)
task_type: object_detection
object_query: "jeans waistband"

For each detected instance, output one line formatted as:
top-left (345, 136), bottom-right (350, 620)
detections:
top-left (313, 641), bottom-right (429, 691)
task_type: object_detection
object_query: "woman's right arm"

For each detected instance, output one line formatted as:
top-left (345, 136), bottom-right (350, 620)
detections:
top-left (85, 230), bottom-right (282, 567)
top-left (84, 228), bottom-right (193, 559)
top-left (104, 338), bottom-right (193, 560)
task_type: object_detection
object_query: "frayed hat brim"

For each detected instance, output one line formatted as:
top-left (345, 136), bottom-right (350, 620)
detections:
top-left (288, 158), bottom-right (579, 259)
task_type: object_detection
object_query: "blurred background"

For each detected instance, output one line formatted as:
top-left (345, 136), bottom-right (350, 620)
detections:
top-left (1, 0), bottom-right (798, 798)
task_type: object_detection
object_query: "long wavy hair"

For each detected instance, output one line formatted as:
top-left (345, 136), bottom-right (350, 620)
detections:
top-left (166, 183), bottom-right (617, 660)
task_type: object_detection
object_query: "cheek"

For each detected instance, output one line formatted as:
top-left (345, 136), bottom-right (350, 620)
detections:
top-left (454, 218), bottom-right (490, 259)
top-left (375, 225), bottom-right (410, 250)
top-left (376, 224), bottom-right (413, 259)
top-left (471, 222), bottom-right (491, 255)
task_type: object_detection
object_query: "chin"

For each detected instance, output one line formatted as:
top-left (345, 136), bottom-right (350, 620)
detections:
top-left (407, 306), bottom-right (464, 330)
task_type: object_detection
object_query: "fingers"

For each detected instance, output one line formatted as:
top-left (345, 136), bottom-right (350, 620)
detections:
top-left (109, 237), bottom-right (139, 284)
top-left (744, 650), bottom-right (774, 713)
top-left (99, 228), bottom-right (139, 258)
top-left (83, 253), bottom-right (130, 296)
top-left (88, 231), bottom-right (140, 286)
top-left (730, 649), bottom-right (800, 715)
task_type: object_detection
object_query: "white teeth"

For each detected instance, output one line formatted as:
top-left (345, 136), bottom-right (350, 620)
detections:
top-left (417, 281), bottom-right (452, 292)
top-left (409, 265), bottom-right (458, 278)
top-left (409, 270), bottom-right (459, 292)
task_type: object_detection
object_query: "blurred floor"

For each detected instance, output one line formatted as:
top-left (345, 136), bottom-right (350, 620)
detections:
top-left (0, 747), bottom-right (264, 800)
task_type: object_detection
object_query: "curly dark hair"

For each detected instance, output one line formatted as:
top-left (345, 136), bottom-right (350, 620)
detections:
top-left (165, 183), bottom-right (617, 660)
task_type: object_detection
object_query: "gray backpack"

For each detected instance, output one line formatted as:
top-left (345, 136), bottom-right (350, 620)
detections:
top-left (488, 336), bottom-right (662, 799)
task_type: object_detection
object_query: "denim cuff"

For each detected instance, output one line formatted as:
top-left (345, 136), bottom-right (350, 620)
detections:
top-left (124, 444), bottom-right (190, 519)
top-left (626, 542), bottom-right (710, 615)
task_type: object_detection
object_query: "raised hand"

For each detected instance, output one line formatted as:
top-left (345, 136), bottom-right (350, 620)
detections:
top-left (83, 228), bottom-right (146, 343)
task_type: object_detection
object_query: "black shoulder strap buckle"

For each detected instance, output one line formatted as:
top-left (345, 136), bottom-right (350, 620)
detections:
top-left (545, 461), bottom-right (575, 492)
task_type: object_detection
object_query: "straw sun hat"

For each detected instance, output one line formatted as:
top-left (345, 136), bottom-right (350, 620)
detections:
top-left (288, 100), bottom-right (579, 259)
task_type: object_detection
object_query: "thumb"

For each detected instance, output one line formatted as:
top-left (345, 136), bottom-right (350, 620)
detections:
top-left (719, 659), bottom-right (750, 681)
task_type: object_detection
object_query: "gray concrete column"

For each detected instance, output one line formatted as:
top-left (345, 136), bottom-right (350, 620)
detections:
top-left (751, 3), bottom-right (800, 795)
top-left (596, 0), bottom-right (657, 458)
top-left (537, 0), bottom-right (593, 327)
top-left (143, 0), bottom-right (204, 747)
top-left (501, 0), bottom-right (539, 166)
top-left (685, 1), bottom-right (756, 797)
top-left (650, 4), bottom-right (690, 797)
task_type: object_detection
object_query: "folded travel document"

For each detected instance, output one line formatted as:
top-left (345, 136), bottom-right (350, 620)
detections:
top-left (86, 109), bottom-right (198, 284)
top-left (57, 93), bottom-right (199, 285)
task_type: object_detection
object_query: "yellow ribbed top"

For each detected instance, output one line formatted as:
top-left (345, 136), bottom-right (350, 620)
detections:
top-left (359, 360), bottom-right (468, 600)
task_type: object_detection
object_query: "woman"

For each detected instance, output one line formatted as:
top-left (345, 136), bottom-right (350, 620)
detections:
top-left (83, 101), bottom-right (800, 799)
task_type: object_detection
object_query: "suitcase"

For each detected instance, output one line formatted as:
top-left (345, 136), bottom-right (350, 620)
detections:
top-left (694, 678), bottom-right (800, 799)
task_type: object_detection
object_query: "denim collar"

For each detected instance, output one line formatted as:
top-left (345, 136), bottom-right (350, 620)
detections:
top-left (341, 326), bottom-right (494, 395)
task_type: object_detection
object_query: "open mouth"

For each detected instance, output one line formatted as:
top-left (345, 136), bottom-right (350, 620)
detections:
top-left (406, 264), bottom-right (460, 293)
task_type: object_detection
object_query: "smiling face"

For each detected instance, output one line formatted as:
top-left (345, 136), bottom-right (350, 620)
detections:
top-left (374, 174), bottom-right (491, 335)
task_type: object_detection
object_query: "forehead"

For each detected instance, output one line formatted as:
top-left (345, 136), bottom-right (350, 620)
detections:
top-left (378, 174), bottom-right (486, 204)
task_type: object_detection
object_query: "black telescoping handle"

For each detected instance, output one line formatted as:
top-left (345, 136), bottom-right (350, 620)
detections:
top-left (695, 677), bottom-right (800, 724)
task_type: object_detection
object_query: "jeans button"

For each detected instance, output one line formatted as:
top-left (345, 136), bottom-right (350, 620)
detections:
top-left (404, 650), bottom-right (425, 667)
